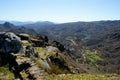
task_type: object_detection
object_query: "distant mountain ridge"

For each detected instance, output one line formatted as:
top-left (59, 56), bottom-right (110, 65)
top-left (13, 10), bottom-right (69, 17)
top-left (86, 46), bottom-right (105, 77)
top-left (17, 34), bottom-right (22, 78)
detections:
top-left (0, 22), bottom-right (17, 31)
top-left (24, 21), bottom-right (54, 30)
top-left (0, 22), bottom-right (37, 35)
top-left (0, 20), bottom-right (54, 26)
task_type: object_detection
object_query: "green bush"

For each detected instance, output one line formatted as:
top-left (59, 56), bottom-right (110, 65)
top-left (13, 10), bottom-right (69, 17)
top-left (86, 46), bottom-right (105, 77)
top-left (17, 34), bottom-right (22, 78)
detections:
top-left (84, 50), bottom-right (102, 64)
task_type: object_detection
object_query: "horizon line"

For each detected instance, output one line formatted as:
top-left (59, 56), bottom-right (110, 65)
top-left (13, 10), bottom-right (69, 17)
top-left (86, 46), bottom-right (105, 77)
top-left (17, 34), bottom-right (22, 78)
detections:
top-left (0, 19), bottom-right (120, 24)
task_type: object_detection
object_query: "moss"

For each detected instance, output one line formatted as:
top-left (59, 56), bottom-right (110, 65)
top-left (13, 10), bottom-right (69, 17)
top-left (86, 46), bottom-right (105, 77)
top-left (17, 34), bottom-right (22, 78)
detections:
top-left (19, 33), bottom-right (30, 37)
top-left (22, 42), bottom-right (33, 46)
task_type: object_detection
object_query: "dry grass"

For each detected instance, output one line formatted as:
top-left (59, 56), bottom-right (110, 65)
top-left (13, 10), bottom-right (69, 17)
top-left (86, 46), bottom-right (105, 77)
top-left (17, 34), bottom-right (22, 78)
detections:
top-left (34, 47), bottom-right (47, 59)
top-left (34, 47), bottom-right (58, 59)
top-left (44, 73), bottom-right (120, 80)
top-left (0, 65), bottom-right (14, 80)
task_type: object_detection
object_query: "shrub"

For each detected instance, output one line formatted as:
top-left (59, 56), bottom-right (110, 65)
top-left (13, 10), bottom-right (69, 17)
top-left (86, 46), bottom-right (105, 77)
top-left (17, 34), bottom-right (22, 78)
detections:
top-left (84, 50), bottom-right (102, 64)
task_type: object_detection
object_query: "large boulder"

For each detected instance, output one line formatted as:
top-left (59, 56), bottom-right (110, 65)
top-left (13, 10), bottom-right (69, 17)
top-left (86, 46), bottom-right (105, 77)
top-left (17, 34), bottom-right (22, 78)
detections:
top-left (0, 32), bottom-right (22, 53)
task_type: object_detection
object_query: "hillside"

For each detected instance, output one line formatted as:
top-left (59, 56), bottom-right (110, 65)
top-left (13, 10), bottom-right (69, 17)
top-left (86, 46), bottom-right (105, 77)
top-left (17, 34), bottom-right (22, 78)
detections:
top-left (36, 20), bottom-right (120, 73)
top-left (0, 32), bottom-right (89, 80)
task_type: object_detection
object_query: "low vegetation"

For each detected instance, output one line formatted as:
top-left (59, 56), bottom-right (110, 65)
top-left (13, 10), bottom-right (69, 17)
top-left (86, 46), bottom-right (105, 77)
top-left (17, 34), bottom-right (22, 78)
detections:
top-left (34, 47), bottom-right (47, 59)
top-left (83, 49), bottom-right (102, 64)
top-left (44, 73), bottom-right (120, 80)
top-left (46, 62), bottom-right (70, 74)
top-left (34, 47), bottom-right (58, 59)
top-left (0, 65), bottom-right (14, 80)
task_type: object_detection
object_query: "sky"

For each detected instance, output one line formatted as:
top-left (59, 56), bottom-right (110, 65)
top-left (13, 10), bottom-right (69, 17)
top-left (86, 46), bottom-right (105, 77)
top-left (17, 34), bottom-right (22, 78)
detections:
top-left (0, 0), bottom-right (120, 23)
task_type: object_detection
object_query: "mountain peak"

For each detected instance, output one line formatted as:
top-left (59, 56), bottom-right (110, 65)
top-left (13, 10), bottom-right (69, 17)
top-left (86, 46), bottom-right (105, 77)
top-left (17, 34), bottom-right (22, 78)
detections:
top-left (3, 22), bottom-right (15, 29)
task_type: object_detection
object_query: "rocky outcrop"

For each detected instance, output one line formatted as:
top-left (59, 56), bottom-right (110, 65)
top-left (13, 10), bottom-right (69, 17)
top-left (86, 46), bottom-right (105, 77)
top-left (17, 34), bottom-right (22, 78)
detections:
top-left (18, 33), bottom-right (47, 47)
top-left (0, 32), bottom-right (22, 53)
top-left (0, 32), bottom-right (22, 66)
top-left (0, 32), bottom-right (91, 80)
top-left (0, 32), bottom-right (23, 80)
top-left (16, 53), bottom-right (49, 80)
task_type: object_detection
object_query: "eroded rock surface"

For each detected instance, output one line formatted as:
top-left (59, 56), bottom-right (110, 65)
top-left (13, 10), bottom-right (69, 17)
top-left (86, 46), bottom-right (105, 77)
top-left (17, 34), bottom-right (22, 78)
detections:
top-left (0, 32), bottom-right (22, 53)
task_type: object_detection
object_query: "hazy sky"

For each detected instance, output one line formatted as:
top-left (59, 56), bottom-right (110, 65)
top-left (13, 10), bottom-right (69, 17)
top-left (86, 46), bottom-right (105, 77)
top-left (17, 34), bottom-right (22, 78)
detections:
top-left (0, 0), bottom-right (120, 23)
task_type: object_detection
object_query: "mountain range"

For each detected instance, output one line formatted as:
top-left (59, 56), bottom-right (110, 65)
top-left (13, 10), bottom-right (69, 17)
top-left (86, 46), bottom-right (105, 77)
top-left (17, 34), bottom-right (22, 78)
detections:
top-left (0, 20), bottom-right (54, 26)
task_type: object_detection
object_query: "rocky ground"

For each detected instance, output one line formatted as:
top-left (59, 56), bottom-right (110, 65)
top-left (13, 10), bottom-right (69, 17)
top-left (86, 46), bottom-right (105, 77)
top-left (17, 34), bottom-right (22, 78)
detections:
top-left (0, 32), bottom-right (86, 80)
